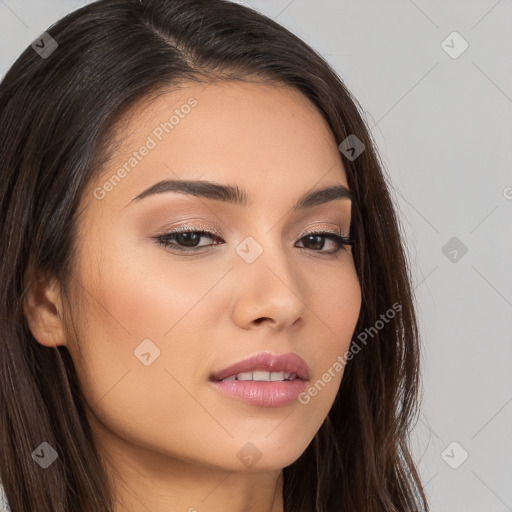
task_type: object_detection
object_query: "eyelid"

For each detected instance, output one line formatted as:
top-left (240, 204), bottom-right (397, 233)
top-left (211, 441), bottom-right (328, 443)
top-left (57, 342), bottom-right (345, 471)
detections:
top-left (297, 223), bottom-right (350, 239)
top-left (156, 222), bottom-right (223, 238)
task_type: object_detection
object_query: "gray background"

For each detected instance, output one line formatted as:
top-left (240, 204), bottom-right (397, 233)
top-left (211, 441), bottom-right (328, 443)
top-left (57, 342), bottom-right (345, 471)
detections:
top-left (1, 0), bottom-right (511, 510)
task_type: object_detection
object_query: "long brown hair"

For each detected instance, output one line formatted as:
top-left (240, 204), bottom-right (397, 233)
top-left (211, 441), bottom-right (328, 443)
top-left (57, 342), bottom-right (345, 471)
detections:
top-left (0, 0), bottom-right (429, 510)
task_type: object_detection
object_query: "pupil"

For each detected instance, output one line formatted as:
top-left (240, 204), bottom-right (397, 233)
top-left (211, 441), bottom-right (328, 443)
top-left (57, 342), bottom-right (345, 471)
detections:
top-left (306, 235), bottom-right (323, 250)
top-left (177, 233), bottom-right (199, 247)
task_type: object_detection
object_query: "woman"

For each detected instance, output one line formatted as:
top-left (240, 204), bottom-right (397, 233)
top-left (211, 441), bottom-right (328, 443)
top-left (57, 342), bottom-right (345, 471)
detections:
top-left (0, 0), bottom-right (429, 510)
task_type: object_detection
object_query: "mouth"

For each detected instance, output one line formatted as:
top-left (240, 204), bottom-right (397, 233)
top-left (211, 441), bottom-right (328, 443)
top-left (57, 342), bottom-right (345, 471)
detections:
top-left (210, 351), bottom-right (310, 382)
top-left (217, 371), bottom-right (301, 382)
top-left (209, 352), bottom-right (310, 407)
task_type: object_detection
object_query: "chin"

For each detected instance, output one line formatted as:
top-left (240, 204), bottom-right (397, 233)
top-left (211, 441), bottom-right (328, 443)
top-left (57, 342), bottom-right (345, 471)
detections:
top-left (218, 436), bottom-right (312, 473)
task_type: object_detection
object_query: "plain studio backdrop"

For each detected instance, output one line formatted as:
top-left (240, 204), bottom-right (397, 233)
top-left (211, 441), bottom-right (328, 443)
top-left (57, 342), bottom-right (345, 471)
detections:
top-left (1, 1), bottom-right (511, 510)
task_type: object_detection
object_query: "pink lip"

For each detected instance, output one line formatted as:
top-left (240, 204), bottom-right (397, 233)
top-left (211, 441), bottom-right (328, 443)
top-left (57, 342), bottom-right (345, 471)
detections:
top-left (209, 352), bottom-right (310, 408)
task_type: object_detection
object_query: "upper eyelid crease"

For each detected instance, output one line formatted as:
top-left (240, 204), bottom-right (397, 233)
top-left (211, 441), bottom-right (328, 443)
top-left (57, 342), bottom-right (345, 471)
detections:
top-left (126, 179), bottom-right (354, 210)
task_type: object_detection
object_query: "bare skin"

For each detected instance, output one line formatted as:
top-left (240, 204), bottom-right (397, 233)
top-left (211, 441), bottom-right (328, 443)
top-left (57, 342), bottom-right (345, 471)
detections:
top-left (23, 80), bottom-right (361, 512)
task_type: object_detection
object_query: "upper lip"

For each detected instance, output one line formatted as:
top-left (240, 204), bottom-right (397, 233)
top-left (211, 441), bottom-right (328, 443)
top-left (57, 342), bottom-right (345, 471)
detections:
top-left (210, 352), bottom-right (310, 381)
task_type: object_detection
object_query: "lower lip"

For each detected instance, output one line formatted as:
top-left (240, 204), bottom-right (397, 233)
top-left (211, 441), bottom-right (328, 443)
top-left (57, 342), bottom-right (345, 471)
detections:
top-left (210, 379), bottom-right (307, 407)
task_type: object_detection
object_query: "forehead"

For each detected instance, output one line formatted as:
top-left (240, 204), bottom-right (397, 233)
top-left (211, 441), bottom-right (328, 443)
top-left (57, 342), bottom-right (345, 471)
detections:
top-left (86, 80), bottom-right (347, 214)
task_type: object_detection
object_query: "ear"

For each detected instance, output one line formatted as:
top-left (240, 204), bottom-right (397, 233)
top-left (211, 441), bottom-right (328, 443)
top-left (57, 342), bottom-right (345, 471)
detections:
top-left (22, 271), bottom-right (67, 347)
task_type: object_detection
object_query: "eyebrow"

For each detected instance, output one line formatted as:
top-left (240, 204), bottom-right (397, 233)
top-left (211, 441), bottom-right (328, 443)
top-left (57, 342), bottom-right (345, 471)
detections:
top-left (127, 179), bottom-right (353, 210)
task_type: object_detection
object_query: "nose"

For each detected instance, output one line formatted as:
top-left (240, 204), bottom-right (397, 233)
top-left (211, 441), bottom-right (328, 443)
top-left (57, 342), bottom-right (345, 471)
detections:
top-left (229, 236), bottom-right (306, 331)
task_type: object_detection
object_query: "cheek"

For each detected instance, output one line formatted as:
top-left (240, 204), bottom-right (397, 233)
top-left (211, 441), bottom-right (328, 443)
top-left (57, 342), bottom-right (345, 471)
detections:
top-left (295, 259), bottom-right (361, 417)
top-left (68, 256), bottom-right (231, 458)
top-left (67, 240), bottom-right (231, 432)
top-left (307, 255), bottom-right (362, 356)
top-left (80, 237), bottom-right (224, 351)
top-left (318, 265), bottom-right (361, 338)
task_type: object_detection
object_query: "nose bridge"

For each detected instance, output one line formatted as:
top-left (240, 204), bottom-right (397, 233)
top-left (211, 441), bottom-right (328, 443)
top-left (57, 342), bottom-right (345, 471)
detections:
top-left (235, 229), bottom-right (293, 284)
top-left (231, 229), bottom-right (305, 324)
top-left (233, 206), bottom-right (288, 266)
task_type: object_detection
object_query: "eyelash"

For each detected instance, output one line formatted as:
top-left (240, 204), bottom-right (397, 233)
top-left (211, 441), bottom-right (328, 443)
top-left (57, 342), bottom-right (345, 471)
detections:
top-left (154, 226), bottom-right (354, 255)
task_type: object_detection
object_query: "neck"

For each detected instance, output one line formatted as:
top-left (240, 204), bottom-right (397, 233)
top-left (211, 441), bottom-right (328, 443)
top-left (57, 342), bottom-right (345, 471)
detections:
top-left (111, 456), bottom-right (284, 512)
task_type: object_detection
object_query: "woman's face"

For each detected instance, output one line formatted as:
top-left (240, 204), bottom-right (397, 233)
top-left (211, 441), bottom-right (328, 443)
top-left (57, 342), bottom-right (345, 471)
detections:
top-left (67, 80), bottom-right (361, 473)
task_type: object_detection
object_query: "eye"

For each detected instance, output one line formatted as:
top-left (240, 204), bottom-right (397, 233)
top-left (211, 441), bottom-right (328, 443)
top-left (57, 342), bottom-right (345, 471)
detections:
top-left (155, 228), bottom-right (222, 253)
top-left (296, 230), bottom-right (354, 254)
top-left (154, 227), bottom-right (354, 255)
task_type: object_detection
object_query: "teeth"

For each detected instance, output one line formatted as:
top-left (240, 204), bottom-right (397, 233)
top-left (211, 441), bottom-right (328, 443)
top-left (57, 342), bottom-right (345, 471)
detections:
top-left (221, 371), bottom-right (297, 382)
top-left (253, 370), bottom-right (270, 381)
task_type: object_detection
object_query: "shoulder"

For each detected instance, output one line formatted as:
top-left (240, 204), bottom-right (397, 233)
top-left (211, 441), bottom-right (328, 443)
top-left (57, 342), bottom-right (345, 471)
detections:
top-left (0, 483), bottom-right (11, 512)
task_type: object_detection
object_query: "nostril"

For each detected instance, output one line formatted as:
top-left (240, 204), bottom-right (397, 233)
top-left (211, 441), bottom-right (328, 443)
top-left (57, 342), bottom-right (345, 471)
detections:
top-left (253, 317), bottom-right (271, 325)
